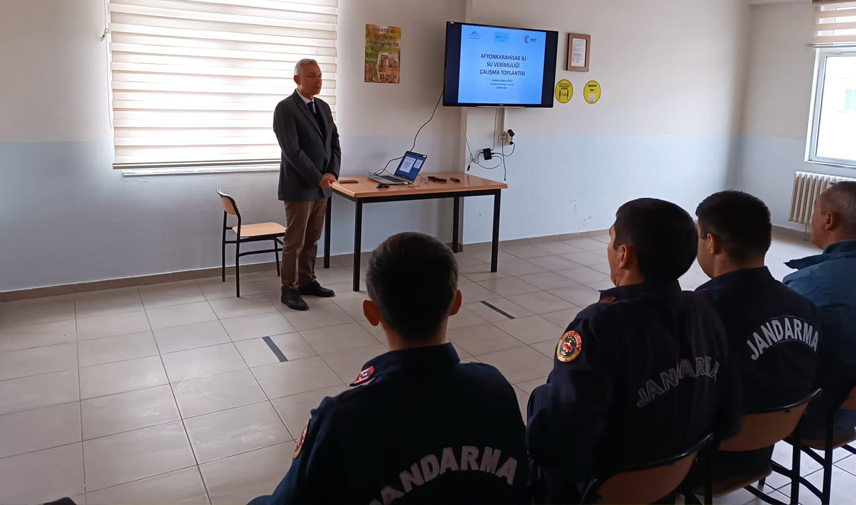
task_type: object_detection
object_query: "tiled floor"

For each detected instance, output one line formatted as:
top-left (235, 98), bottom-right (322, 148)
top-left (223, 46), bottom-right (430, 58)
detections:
top-left (0, 231), bottom-right (837, 505)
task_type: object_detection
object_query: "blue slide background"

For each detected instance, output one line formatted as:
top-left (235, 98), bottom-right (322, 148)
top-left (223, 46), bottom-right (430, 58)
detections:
top-left (457, 24), bottom-right (546, 105)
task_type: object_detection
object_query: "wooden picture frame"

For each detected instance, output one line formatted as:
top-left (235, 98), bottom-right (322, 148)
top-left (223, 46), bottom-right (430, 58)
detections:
top-left (567, 33), bottom-right (591, 72)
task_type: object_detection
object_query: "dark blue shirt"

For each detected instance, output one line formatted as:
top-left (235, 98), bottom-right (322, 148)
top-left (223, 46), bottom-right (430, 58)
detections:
top-left (697, 267), bottom-right (819, 413)
top-left (527, 281), bottom-right (740, 482)
top-left (250, 343), bottom-right (528, 505)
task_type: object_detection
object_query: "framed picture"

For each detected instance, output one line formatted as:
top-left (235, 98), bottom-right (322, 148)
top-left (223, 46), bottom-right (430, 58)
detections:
top-left (567, 33), bottom-right (591, 72)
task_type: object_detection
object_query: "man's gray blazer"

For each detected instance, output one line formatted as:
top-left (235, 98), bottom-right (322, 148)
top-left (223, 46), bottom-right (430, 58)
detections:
top-left (273, 90), bottom-right (341, 202)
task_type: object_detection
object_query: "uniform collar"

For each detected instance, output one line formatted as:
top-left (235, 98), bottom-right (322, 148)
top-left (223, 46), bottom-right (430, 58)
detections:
top-left (350, 343), bottom-right (460, 386)
top-left (598, 280), bottom-right (682, 303)
top-left (785, 239), bottom-right (856, 270)
top-left (696, 266), bottom-right (774, 292)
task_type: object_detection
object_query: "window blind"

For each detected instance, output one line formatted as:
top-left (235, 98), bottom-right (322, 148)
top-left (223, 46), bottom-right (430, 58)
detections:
top-left (812, 0), bottom-right (856, 48)
top-left (108, 0), bottom-right (338, 169)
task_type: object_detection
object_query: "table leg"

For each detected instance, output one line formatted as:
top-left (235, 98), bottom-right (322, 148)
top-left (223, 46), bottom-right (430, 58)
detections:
top-left (353, 200), bottom-right (363, 292)
top-left (323, 196), bottom-right (332, 269)
top-left (491, 191), bottom-right (501, 273)
top-left (452, 196), bottom-right (461, 253)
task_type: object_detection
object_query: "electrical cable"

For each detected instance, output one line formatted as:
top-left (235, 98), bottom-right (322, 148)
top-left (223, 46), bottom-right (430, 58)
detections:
top-left (371, 91), bottom-right (444, 176)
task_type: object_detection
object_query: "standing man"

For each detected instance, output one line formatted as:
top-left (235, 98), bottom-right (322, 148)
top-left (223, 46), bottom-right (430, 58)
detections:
top-left (274, 58), bottom-right (340, 311)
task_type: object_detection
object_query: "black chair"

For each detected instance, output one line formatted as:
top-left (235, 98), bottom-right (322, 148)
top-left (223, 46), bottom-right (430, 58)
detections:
top-left (581, 434), bottom-right (714, 504)
top-left (696, 389), bottom-right (822, 505)
top-left (787, 381), bottom-right (856, 505)
top-left (217, 188), bottom-right (286, 297)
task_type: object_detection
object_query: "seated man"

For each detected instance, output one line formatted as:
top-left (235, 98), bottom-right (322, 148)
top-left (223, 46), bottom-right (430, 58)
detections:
top-left (784, 181), bottom-right (856, 437)
top-left (694, 190), bottom-right (819, 477)
top-left (250, 232), bottom-right (528, 505)
top-left (527, 198), bottom-right (740, 503)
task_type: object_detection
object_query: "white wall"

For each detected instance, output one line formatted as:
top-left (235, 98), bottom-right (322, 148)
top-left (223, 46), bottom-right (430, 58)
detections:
top-left (736, 1), bottom-right (856, 231)
top-left (460, 0), bottom-right (750, 243)
top-left (0, 0), bottom-right (465, 292)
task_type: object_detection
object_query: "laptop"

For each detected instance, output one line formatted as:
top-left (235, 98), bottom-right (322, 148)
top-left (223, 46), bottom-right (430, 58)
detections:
top-left (369, 151), bottom-right (427, 185)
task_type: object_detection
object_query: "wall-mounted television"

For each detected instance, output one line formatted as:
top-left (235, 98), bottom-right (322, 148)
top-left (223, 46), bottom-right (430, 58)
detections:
top-left (443, 22), bottom-right (559, 108)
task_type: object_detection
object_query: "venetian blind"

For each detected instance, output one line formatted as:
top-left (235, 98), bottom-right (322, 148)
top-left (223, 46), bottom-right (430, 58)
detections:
top-left (108, 0), bottom-right (338, 169)
top-left (812, 1), bottom-right (856, 48)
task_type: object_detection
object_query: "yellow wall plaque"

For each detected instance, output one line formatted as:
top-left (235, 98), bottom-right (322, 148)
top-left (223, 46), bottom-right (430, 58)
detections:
top-left (555, 79), bottom-right (573, 104)
top-left (584, 80), bottom-right (601, 104)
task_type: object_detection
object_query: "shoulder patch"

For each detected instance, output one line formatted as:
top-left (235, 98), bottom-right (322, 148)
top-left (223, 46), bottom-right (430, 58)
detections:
top-left (350, 365), bottom-right (375, 387)
top-left (598, 296), bottom-right (616, 304)
top-left (557, 331), bottom-right (583, 363)
top-left (293, 419), bottom-right (309, 459)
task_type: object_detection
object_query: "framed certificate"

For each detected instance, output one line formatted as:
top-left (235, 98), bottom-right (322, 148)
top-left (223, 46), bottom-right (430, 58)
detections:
top-left (567, 33), bottom-right (591, 72)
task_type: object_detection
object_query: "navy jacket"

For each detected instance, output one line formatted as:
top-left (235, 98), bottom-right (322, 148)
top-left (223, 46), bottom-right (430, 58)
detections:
top-left (697, 267), bottom-right (819, 413)
top-left (250, 343), bottom-right (528, 504)
top-left (527, 281), bottom-right (740, 483)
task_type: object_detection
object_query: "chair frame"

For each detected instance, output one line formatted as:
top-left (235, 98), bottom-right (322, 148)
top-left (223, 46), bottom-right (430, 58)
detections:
top-left (788, 381), bottom-right (856, 505)
top-left (581, 433), bottom-right (714, 504)
top-left (217, 188), bottom-right (284, 297)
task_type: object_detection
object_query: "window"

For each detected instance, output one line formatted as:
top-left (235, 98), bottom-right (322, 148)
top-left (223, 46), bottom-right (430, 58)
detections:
top-left (107, 0), bottom-right (338, 172)
top-left (807, 1), bottom-right (856, 168)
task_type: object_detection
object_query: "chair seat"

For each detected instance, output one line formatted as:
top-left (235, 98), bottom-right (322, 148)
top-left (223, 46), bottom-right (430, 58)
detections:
top-left (697, 465), bottom-right (773, 497)
top-left (799, 429), bottom-right (856, 450)
top-left (232, 222), bottom-right (286, 239)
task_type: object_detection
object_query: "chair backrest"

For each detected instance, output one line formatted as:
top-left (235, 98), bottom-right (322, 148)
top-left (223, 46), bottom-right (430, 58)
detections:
top-left (217, 187), bottom-right (240, 217)
top-left (720, 389), bottom-right (822, 452)
top-left (839, 383), bottom-right (856, 411)
top-left (583, 434), bottom-right (713, 504)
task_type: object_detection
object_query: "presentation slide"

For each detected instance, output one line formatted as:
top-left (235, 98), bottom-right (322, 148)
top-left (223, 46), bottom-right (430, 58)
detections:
top-left (457, 24), bottom-right (547, 105)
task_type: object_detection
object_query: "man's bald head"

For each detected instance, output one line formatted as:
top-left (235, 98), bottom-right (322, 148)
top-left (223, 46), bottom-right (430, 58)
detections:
top-left (811, 181), bottom-right (856, 249)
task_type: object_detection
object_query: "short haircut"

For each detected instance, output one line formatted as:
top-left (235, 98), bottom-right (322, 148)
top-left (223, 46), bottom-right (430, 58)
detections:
top-left (367, 232), bottom-right (458, 342)
top-left (613, 198), bottom-right (698, 281)
top-left (822, 181), bottom-right (856, 233)
top-left (294, 58), bottom-right (319, 76)
top-left (696, 190), bottom-right (772, 263)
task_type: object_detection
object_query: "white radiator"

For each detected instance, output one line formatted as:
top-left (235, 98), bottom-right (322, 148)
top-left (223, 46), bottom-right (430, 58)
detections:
top-left (789, 171), bottom-right (856, 225)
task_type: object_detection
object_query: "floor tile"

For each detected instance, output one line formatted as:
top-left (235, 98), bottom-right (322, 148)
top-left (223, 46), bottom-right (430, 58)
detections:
top-left (253, 275), bottom-right (283, 294)
top-left (499, 258), bottom-right (549, 276)
top-left (464, 298), bottom-right (533, 323)
top-left (0, 369), bottom-right (79, 415)
top-left (270, 385), bottom-right (349, 438)
top-left (153, 320), bottom-right (231, 354)
top-left (541, 308), bottom-right (582, 328)
top-left (197, 277), bottom-right (262, 301)
top-left (185, 402), bottom-right (291, 464)
top-left (85, 467), bottom-right (208, 505)
top-left (564, 237), bottom-right (607, 252)
top-left (447, 307), bottom-right (489, 330)
top-left (798, 465), bottom-right (856, 505)
top-left (494, 315), bottom-right (565, 344)
top-left (458, 281), bottom-right (502, 304)
top-left (234, 333), bottom-right (316, 368)
top-left (549, 282), bottom-right (601, 307)
top-left (314, 267), bottom-right (355, 287)
top-left (0, 319), bottom-right (76, 352)
top-left (0, 402), bottom-right (81, 459)
top-left (476, 277), bottom-right (541, 297)
top-left (458, 264), bottom-right (514, 283)
top-left (531, 339), bottom-right (559, 358)
top-left (80, 356), bottom-right (168, 399)
top-left (0, 443), bottom-right (84, 504)
top-left (76, 310), bottom-right (151, 341)
top-left (446, 323), bottom-right (523, 355)
top-left (252, 356), bottom-right (343, 399)
top-left (147, 302), bottom-right (218, 330)
top-left (516, 377), bottom-right (548, 395)
top-left (503, 244), bottom-right (552, 259)
top-left (527, 255), bottom-right (582, 272)
top-left (0, 341), bottom-right (77, 380)
top-left (475, 346), bottom-right (553, 384)
top-left (532, 241), bottom-right (582, 255)
top-left (138, 281), bottom-right (207, 310)
top-left (83, 421), bottom-right (196, 492)
top-left (280, 300), bottom-right (354, 332)
top-left (562, 250), bottom-right (607, 267)
top-left (516, 271), bottom-right (579, 291)
top-left (300, 322), bottom-right (378, 355)
top-left (556, 266), bottom-right (612, 286)
top-left (75, 289), bottom-right (144, 319)
top-left (0, 298), bottom-right (76, 327)
top-left (161, 343), bottom-right (246, 383)
top-left (220, 312), bottom-right (295, 342)
top-left (200, 443), bottom-right (292, 505)
top-left (81, 385), bottom-right (180, 440)
top-left (173, 369), bottom-right (267, 419)
top-left (208, 294), bottom-right (277, 320)
top-left (78, 331), bottom-right (158, 367)
top-left (320, 343), bottom-right (387, 382)
top-left (506, 291), bottom-right (575, 315)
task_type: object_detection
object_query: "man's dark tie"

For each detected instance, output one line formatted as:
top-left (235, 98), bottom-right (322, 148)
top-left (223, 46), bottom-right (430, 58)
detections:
top-left (308, 100), bottom-right (326, 139)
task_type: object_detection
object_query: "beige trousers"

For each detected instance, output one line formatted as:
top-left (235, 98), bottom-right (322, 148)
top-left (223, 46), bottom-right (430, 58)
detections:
top-left (281, 198), bottom-right (327, 290)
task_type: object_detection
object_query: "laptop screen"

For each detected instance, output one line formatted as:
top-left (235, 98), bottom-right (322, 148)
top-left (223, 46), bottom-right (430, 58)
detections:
top-left (394, 151), bottom-right (427, 181)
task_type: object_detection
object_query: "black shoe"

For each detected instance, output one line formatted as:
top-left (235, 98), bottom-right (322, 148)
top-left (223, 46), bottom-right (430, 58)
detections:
top-left (281, 288), bottom-right (309, 311)
top-left (298, 280), bottom-right (335, 298)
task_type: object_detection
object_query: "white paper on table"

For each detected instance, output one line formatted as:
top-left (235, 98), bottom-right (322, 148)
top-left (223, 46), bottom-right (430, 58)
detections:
top-left (571, 38), bottom-right (587, 67)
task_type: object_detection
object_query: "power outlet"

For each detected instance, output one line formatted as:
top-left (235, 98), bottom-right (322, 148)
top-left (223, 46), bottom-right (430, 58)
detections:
top-left (499, 130), bottom-right (509, 144)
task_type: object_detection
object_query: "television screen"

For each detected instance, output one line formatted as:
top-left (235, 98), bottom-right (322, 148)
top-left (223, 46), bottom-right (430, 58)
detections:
top-left (443, 22), bottom-right (559, 108)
